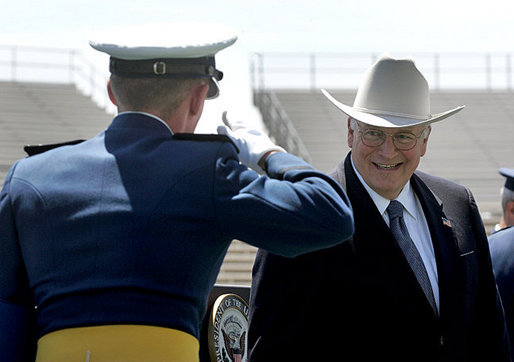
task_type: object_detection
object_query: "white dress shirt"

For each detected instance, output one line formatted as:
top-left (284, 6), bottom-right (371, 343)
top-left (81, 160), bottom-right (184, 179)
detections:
top-left (350, 157), bottom-right (440, 313)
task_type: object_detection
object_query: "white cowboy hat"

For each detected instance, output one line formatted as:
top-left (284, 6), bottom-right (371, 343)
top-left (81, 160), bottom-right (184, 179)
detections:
top-left (321, 54), bottom-right (464, 128)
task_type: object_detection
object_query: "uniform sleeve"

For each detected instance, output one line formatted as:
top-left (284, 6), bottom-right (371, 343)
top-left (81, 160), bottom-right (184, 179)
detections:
top-left (214, 145), bottom-right (354, 257)
top-left (0, 163), bottom-right (36, 361)
top-left (467, 188), bottom-right (511, 361)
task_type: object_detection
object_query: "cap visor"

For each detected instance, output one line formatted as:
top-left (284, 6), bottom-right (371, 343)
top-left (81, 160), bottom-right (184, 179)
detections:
top-left (207, 78), bottom-right (219, 99)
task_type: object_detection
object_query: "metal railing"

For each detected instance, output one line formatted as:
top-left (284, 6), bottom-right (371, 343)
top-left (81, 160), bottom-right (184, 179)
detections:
top-left (250, 52), bottom-right (514, 161)
top-left (0, 45), bottom-right (113, 113)
top-left (251, 52), bottom-right (514, 91)
top-left (254, 90), bottom-right (311, 161)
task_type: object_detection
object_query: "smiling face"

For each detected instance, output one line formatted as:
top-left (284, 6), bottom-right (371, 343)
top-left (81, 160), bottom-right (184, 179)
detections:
top-left (348, 118), bottom-right (430, 200)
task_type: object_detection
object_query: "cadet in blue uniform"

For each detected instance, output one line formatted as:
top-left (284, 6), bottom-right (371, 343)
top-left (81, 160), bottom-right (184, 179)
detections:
top-left (493, 167), bottom-right (514, 232)
top-left (0, 23), bottom-right (354, 361)
top-left (489, 168), bottom-right (514, 348)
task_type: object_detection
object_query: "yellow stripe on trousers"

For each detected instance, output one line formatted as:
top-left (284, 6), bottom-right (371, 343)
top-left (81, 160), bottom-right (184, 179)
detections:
top-left (36, 324), bottom-right (199, 362)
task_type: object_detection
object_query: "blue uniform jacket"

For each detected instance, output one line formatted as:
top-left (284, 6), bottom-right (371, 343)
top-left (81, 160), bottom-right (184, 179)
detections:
top-left (0, 112), bottom-right (353, 359)
top-left (489, 226), bottom-right (514, 349)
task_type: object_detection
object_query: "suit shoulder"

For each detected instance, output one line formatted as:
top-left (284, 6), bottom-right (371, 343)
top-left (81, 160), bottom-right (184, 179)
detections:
top-left (172, 133), bottom-right (239, 152)
top-left (413, 170), bottom-right (475, 209)
top-left (414, 170), bottom-right (466, 191)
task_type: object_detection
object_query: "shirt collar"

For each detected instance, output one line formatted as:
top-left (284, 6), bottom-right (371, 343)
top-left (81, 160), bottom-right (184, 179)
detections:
top-left (350, 155), bottom-right (418, 220)
top-left (395, 182), bottom-right (418, 221)
top-left (116, 111), bottom-right (174, 135)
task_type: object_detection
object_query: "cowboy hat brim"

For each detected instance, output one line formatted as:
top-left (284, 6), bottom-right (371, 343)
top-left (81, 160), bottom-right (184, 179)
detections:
top-left (321, 89), bottom-right (465, 128)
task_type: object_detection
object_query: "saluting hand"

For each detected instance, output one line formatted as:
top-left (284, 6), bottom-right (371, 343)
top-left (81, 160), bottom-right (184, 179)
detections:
top-left (217, 111), bottom-right (286, 173)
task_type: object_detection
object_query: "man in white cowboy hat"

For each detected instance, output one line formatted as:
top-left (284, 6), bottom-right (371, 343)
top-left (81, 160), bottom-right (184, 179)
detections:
top-left (248, 54), bottom-right (510, 362)
top-left (0, 23), bottom-right (354, 361)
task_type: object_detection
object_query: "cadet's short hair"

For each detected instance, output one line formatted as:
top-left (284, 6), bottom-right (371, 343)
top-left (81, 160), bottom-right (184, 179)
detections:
top-left (109, 75), bottom-right (207, 118)
top-left (501, 187), bottom-right (514, 214)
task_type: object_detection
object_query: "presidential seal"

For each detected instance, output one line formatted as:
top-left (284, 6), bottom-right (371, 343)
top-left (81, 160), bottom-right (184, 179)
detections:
top-left (208, 293), bottom-right (249, 362)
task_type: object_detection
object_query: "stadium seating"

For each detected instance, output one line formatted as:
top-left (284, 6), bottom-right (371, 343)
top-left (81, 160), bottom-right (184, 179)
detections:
top-left (0, 81), bottom-right (112, 184)
top-left (0, 80), bottom-right (256, 285)
top-left (2, 80), bottom-right (512, 286)
top-left (267, 89), bottom-right (514, 229)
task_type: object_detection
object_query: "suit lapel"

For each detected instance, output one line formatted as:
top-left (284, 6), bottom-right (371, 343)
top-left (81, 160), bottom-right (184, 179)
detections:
top-left (410, 173), bottom-right (463, 323)
top-left (341, 156), bottom-right (396, 254)
top-left (332, 156), bottom-right (437, 319)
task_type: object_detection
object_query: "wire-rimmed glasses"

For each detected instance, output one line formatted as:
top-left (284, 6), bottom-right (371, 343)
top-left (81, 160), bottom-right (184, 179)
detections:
top-left (356, 124), bottom-right (426, 151)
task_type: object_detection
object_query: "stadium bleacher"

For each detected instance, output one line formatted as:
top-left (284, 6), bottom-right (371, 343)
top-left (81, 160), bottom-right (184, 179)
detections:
top-left (266, 89), bottom-right (514, 227)
top-left (1, 50), bottom-right (513, 287)
top-left (0, 79), bottom-right (256, 286)
top-left (0, 81), bottom-right (112, 185)
top-left (233, 88), bottom-right (514, 285)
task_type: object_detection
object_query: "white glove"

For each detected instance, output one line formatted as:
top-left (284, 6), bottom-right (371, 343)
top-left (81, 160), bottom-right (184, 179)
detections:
top-left (217, 111), bottom-right (286, 173)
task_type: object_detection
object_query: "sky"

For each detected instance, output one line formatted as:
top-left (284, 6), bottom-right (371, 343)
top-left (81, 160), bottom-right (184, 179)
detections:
top-left (1, 0), bottom-right (513, 131)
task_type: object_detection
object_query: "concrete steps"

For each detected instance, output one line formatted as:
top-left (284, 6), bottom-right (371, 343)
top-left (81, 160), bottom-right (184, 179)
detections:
top-left (217, 240), bottom-right (257, 285)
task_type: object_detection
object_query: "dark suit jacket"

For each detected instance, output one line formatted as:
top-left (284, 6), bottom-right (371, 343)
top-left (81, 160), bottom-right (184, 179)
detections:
top-left (248, 153), bottom-right (510, 362)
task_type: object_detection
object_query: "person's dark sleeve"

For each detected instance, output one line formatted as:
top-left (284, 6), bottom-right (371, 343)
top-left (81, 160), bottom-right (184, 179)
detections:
top-left (468, 188), bottom-right (511, 361)
top-left (0, 163), bottom-right (36, 361)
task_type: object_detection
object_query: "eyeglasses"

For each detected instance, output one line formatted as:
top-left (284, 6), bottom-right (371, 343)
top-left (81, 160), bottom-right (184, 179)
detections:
top-left (356, 124), bottom-right (426, 151)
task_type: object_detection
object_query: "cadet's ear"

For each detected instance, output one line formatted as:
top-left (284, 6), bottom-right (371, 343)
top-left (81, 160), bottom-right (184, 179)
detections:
top-left (107, 79), bottom-right (117, 106)
top-left (189, 83), bottom-right (209, 116)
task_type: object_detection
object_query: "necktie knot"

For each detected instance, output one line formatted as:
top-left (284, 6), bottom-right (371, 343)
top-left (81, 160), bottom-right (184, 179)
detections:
top-left (387, 200), bottom-right (404, 220)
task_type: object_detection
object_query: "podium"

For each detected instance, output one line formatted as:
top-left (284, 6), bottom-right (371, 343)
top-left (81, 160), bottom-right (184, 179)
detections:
top-left (200, 284), bottom-right (251, 362)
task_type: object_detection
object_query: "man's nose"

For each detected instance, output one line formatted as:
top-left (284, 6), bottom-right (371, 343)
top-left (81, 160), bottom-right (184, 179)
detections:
top-left (378, 134), bottom-right (398, 155)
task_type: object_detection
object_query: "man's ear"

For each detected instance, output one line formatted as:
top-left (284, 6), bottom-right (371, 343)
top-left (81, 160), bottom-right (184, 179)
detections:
top-left (189, 83), bottom-right (209, 116)
top-left (107, 79), bottom-right (117, 106)
top-left (347, 117), bottom-right (354, 149)
top-left (420, 125), bottom-right (431, 157)
top-left (506, 200), bottom-right (514, 227)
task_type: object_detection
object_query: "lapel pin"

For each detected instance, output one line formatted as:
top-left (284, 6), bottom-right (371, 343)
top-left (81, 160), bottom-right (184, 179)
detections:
top-left (442, 217), bottom-right (452, 228)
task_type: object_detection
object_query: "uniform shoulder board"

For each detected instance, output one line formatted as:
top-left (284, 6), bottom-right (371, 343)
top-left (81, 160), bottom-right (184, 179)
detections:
top-left (172, 133), bottom-right (239, 153)
top-left (24, 139), bottom-right (85, 157)
top-left (490, 225), bottom-right (514, 237)
top-left (498, 225), bottom-right (513, 233)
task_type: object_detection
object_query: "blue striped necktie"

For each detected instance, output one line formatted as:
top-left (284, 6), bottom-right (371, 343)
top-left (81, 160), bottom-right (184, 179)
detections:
top-left (387, 200), bottom-right (437, 314)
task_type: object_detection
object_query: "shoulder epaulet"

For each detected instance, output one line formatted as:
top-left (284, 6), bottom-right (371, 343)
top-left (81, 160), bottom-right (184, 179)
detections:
top-left (490, 225), bottom-right (514, 237)
top-left (497, 225), bottom-right (513, 233)
top-left (24, 139), bottom-right (85, 157)
top-left (172, 133), bottom-right (239, 153)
